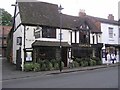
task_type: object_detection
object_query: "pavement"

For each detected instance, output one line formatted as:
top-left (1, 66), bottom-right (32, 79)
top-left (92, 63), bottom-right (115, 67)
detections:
top-left (2, 58), bottom-right (119, 81)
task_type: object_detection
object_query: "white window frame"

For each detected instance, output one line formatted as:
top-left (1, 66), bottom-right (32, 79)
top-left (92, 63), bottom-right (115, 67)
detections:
top-left (58, 33), bottom-right (63, 40)
top-left (108, 27), bottom-right (113, 38)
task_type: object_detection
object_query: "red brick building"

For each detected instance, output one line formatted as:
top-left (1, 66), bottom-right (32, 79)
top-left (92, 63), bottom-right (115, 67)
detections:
top-left (0, 26), bottom-right (12, 57)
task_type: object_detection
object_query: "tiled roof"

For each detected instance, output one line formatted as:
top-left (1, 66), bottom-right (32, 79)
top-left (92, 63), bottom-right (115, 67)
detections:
top-left (62, 14), bottom-right (101, 33)
top-left (88, 15), bottom-right (118, 25)
top-left (17, 1), bottom-right (118, 33)
top-left (18, 1), bottom-right (60, 27)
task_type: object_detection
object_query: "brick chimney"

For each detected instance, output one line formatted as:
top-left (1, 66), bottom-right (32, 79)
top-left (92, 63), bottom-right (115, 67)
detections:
top-left (108, 14), bottom-right (114, 20)
top-left (79, 9), bottom-right (86, 17)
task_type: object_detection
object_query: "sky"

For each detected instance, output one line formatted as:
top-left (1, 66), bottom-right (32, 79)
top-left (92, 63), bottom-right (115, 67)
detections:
top-left (0, 0), bottom-right (119, 20)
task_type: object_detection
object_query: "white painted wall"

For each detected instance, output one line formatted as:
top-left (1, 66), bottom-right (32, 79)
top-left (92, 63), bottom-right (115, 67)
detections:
top-left (71, 31), bottom-right (102, 44)
top-left (76, 31), bottom-right (79, 43)
top-left (101, 23), bottom-right (119, 64)
top-left (13, 21), bottom-right (72, 63)
top-left (72, 31), bottom-right (75, 43)
top-left (98, 34), bottom-right (102, 43)
top-left (25, 26), bottom-right (36, 48)
top-left (13, 5), bottom-right (22, 64)
top-left (119, 27), bottom-right (120, 44)
top-left (101, 23), bottom-right (118, 44)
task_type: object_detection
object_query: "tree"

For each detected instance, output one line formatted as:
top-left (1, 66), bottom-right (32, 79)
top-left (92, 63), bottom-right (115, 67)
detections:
top-left (0, 8), bottom-right (12, 26)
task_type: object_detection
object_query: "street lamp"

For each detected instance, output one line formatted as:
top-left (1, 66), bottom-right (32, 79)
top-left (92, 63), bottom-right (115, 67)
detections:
top-left (58, 5), bottom-right (63, 72)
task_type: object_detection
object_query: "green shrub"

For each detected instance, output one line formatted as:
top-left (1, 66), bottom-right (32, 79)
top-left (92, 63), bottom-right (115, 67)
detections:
top-left (89, 60), bottom-right (93, 66)
top-left (80, 61), bottom-right (84, 67)
top-left (75, 58), bottom-right (81, 63)
top-left (96, 58), bottom-right (102, 65)
top-left (46, 62), bottom-right (53, 71)
top-left (89, 59), bottom-right (96, 66)
top-left (69, 62), bottom-right (73, 68)
top-left (91, 57), bottom-right (101, 65)
top-left (97, 60), bottom-right (102, 65)
top-left (41, 63), bottom-right (46, 71)
top-left (51, 59), bottom-right (57, 67)
top-left (84, 61), bottom-right (89, 67)
top-left (61, 61), bottom-right (64, 69)
top-left (24, 62), bottom-right (34, 72)
top-left (84, 58), bottom-right (90, 62)
top-left (73, 61), bottom-right (79, 68)
top-left (54, 63), bottom-right (59, 70)
top-left (93, 60), bottom-right (96, 66)
top-left (33, 63), bottom-right (40, 72)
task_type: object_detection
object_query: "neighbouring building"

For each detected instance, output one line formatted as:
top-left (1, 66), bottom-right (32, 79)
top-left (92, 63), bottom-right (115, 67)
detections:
top-left (0, 26), bottom-right (12, 57)
top-left (95, 14), bottom-right (119, 64)
top-left (70, 10), bottom-right (103, 60)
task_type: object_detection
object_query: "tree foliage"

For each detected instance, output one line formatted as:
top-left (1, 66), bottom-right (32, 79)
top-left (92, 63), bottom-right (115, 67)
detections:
top-left (0, 8), bottom-right (12, 26)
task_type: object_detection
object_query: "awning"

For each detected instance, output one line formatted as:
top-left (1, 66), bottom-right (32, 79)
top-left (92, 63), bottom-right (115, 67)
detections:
top-left (32, 40), bottom-right (71, 47)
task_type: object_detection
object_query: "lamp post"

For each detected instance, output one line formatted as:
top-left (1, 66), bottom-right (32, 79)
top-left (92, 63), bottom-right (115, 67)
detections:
top-left (58, 5), bottom-right (63, 72)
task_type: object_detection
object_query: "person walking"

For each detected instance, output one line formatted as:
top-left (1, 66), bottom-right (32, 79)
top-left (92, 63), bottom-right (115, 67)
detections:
top-left (106, 53), bottom-right (111, 65)
top-left (111, 53), bottom-right (116, 64)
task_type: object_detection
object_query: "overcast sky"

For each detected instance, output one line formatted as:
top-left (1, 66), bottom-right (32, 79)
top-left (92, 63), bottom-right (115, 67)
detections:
top-left (0, 0), bottom-right (119, 20)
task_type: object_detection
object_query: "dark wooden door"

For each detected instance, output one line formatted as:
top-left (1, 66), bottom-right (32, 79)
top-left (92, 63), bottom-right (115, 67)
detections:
top-left (16, 48), bottom-right (22, 70)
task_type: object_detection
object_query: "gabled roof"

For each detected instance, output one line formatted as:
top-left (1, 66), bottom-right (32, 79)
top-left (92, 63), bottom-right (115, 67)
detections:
top-left (18, 1), bottom-right (60, 27)
top-left (17, 1), bottom-right (101, 33)
top-left (62, 14), bottom-right (101, 33)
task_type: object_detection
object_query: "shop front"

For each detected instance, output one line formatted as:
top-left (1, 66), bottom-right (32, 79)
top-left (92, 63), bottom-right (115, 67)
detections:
top-left (71, 43), bottom-right (103, 60)
top-left (32, 40), bottom-right (70, 67)
top-left (105, 44), bottom-right (120, 63)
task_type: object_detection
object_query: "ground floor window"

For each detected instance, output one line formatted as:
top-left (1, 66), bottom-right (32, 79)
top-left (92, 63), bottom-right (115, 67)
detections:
top-left (33, 47), bottom-right (68, 67)
top-left (72, 47), bottom-right (92, 58)
top-left (34, 47), bottom-right (57, 62)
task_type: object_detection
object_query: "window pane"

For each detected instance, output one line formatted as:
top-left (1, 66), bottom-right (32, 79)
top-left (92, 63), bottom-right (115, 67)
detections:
top-left (58, 33), bottom-right (63, 40)
top-left (108, 27), bottom-right (113, 38)
top-left (34, 28), bottom-right (41, 39)
top-left (42, 27), bottom-right (56, 38)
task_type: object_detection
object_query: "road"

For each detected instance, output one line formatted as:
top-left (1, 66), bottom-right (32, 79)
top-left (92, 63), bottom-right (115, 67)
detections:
top-left (2, 66), bottom-right (118, 88)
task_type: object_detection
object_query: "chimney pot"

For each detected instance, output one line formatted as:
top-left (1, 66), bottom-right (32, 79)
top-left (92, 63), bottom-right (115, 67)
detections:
top-left (108, 14), bottom-right (114, 20)
top-left (79, 9), bottom-right (86, 17)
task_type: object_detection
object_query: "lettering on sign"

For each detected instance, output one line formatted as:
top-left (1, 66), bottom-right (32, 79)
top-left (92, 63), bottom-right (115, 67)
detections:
top-left (79, 44), bottom-right (91, 47)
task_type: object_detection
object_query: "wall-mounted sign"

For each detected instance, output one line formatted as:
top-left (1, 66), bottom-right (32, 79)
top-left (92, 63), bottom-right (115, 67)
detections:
top-left (17, 37), bottom-right (22, 45)
top-left (79, 44), bottom-right (91, 47)
top-left (26, 52), bottom-right (32, 61)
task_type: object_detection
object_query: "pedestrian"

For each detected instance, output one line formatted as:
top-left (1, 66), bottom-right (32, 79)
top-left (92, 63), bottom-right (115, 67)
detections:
top-left (111, 53), bottom-right (116, 64)
top-left (106, 52), bottom-right (111, 65)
